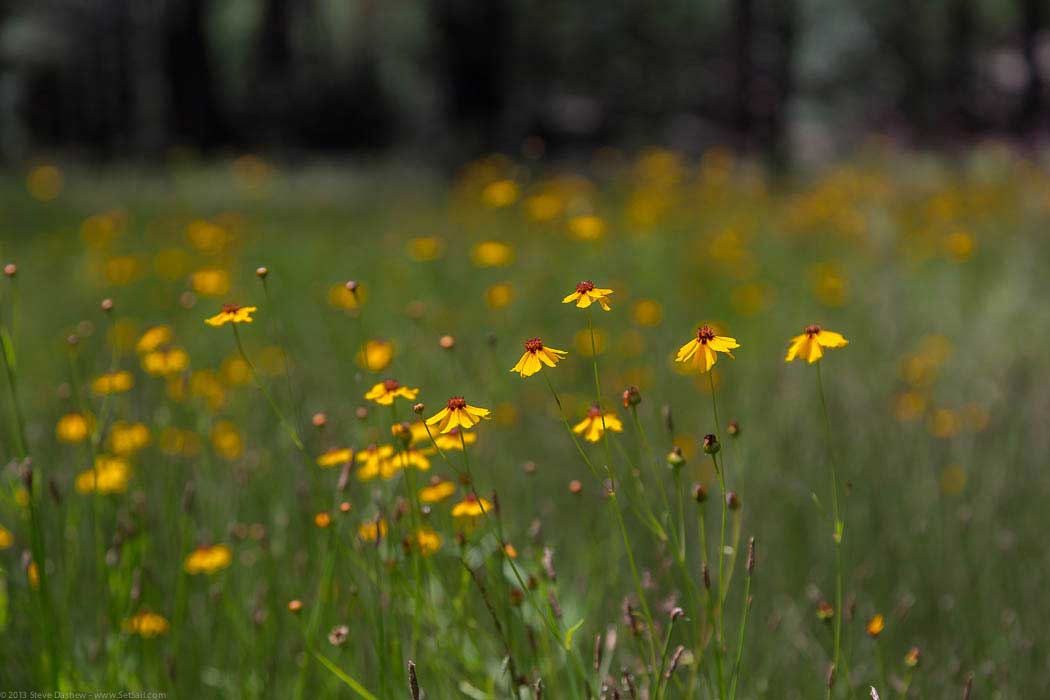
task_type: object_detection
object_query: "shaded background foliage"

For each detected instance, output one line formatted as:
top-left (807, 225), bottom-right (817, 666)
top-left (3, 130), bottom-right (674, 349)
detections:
top-left (0, 0), bottom-right (1048, 164)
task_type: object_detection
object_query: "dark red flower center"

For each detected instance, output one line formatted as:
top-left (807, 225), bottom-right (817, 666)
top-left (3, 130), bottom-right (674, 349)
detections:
top-left (382, 379), bottom-right (401, 391)
top-left (447, 396), bottom-right (467, 410)
top-left (525, 337), bottom-right (543, 353)
top-left (465, 493), bottom-right (477, 503)
top-left (697, 325), bottom-right (716, 343)
top-left (805, 324), bottom-right (822, 336)
top-left (575, 280), bottom-right (595, 294)
top-left (587, 404), bottom-right (602, 418)
top-left (221, 303), bottom-right (241, 314)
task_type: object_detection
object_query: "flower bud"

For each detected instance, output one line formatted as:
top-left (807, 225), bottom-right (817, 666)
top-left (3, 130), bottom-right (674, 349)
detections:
top-left (693, 482), bottom-right (708, 503)
top-left (702, 434), bottom-right (721, 455)
top-left (3, 263), bottom-right (16, 278)
top-left (412, 402), bottom-right (425, 415)
top-left (666, 446), bottom-right (685, 469)
top-left (100, 298), bottom-right (114, 312)
top-left (287, 599), bottom-right (303, 613)
top-left (622, 385), bottom-right (641, 408)
top-left (816, 600), bottom-right (834, 621)
top-left (727, 420), bottom-right (740, 437)
top-left (904, 646), bottom-right (921, 668)
top-left (345, 280), bottom-right (359, 294)
top-left (311, 412), bottom-right (327, 428)
top-left (392, 421), bottom-right (413, 447)
top-left (439, 334), bottom-right (455, 350)
top-left (726, 491), bottom-right (741, 510)
top-left (255, 266), bottom-right (269, 279)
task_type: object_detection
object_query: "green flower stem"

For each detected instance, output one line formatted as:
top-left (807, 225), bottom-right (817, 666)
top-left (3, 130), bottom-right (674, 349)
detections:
top-left (816, 362), bottom-right (845, 698)
top-left (231, 323), bottom-right (305, 453)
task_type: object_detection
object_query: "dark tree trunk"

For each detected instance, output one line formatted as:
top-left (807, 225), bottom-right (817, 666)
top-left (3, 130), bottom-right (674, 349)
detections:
top-left (946, 0), bottom-right (977, 132)
top-left (732, 0), bottom-right (755, 151)
top-left (163, 0), bottom-right (227, 149)
top-left (1017, 0), bottom-right (1046, 133)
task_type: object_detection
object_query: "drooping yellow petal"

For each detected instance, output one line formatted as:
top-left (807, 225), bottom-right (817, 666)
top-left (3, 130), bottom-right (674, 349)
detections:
top-left (562, 292), bottom-right (582, 304)
top-left (708, 336), bottom-right (740, 353)
top-left (785, 334), bottom-right (807, 362)
top-left (805, 338), bottom-right (824, 363)
top-left (816, 330), bottom-right (848, 348)
top-left (425, 407), bottom-right (449, 426)
top-left (676, 339), bottom-right (699, 362)
top-left (510, 352), bottom-right (530, 375)
top-left (602, 413), bottom-right (624, 432)
top-left (572, 417), bottom-right (590, 434)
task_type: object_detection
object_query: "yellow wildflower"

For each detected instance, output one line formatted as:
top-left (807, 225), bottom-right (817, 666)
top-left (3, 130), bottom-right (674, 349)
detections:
top-left (428, 427), bottom-right (477, 451)
top-left (356, 444), bottom-right (396, 481)
top-left (136, 325), bottom-right (173, 354)
top-left (142, 347), bottom-right (189, 376)
top-left (55, 412), bottom-right (91, 443)
top-left (785, 325), bottom-right (848, 363)
top-left (412, 528), bottom-right (442, 556)
top-left (426, 397), bottom-right (491, 434)
top-left (510, 337), bottom-right (567, 378)
top-left (123, 611), bottom-right (170, 638)
top-left (452, 494), bottom-right (493, 518)
top-left (184, 544), bottom-right (233, 575)
top-left (419, 479), bottom-right (456, 504)
top-left (92, 370), bottom-right (135, 395)
top-left (866, 614), bottom-right (885, 638)
top-left (676, 325), bottom-right (740, 373)
top-left (356, 339), bottom-right (394, 372)
top-left (364, 379), bottom-right (419, 406)
top-left (562, 280), bottom-right (613, 310)
top-left (205, 303), bottom-right (256, 327)
top-left (0, 525), bottom-right (13, 549)
top-left (573, 404), bottom-right (624, 443)
top-left (106, 421), bottom-right (151, 456)
top-left (317, 447), bottom-right (353, 468)
top-left (74, 456), bottom-right (130, 495)
top-left (358, 518), bottom-right (388, 543)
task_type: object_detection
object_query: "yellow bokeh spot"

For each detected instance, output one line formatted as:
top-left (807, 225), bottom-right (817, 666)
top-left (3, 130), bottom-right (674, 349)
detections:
top-left (731, 283), bottom-right (771, 316)
top-left (221, 355), bottom-right (252, 385)
top-left (893, 391), bottom-right (926, 422)
top-left (27, 165), bottom-right (63, 201)
top-left (191, 268), bottom-right (230, 297)
top-left (211, 420), bottom-right (243, 460)
top-left (107, 421), bottom-right (151, 456)
top-left (56, 412), bottom-right (92, 443)
top-left (471, 241), bottom-right (514, 267)
top-left (328, 283), bottom-right (367, 310)
top-left (494, 402), bottom-right (518, 427)
top-left (574, 328), bottom-right (606, 357)
top-left (186, 220), bottom-right (229, 255)
top-left (0, 525), bottom-right (13, 549)
top-left (481, 180), bottom-right (519, 208)
top-left (92, 371), bottom-right (135, 395)
top-left (811, 262), bottom-right (848, 307)
top-left (631, 299), bottom-right (663, 327)
top-left (105, 256), bottom-right (142, 286)
top-left (80, 210), bottom-right (125, 249)
top-left (356, 339), bottom-right (394, 372)
top-left (75, 456), bottom-right (131, 495)
top-left (159, 427), bottom-right (201, 457)
top-left (943, 231), bottom-right (974, 262)
top-left (928, 408), bottom-right (959, 439)
top-left (407, 236), bottom-right (445, 262)
top-left (525, 193), bottom-right (563, 222)
top-left (485, 283), bottom-right (514, 310)
top-left (154, 248), bottom-right (191, 281)
top-left (568, 215), bottom-right (606, 241)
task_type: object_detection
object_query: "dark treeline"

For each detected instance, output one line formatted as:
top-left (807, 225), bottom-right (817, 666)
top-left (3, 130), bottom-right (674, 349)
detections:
top-left (0, 0), bottom-right (1047, 164)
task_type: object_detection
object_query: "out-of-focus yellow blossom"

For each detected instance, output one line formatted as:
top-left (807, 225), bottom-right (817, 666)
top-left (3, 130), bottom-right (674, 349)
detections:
top-left (328, 283), bottom-right (367, 310)
top-left (961, 403), bottom-right (989, 432)
top-left (785, 325), bottom-right (848, 363)
top-left (481, 179), bottom-right (519, 208)
top-left (358, 519), bottom-right (388, 542)
top-left (426, 397), bottom-right (491, 434)
top-left (123, 611), bottom-right (170, 638)
top-left (356, 444), bottom-right (396, 481)
top-left (80, 210), bottom-right (125, 249)
top-left (568, 215), bottom-right (605, 241)
top-left (730, 283), bottom-right (771, 316)
top-left (419, 480), bottom-right (456, 503)
top-left (510, 338), bottom-right (567, 378)
top-left (186, 220), bottom-right (229, 255)
top-left (317, 448), bottom-right (353, 468)
top-left (102, 256), bottom-right (141, 286)
top-left (394, 448), bottom-right (430, 471)
top-left (494, 402), bottom-right (518, 426)
top-left (894, 392), bottom-right (927, 422)
top-left (27, 165), bottom-right (63, 201)
top-left (205, 303), bottom-right (255, 326)
top-left (314, 512), bottom-right (331, 528)
top-left (211, 420), bottom-right (243, 460)
top-left (221, 355), bottom-right (251, 385)
top-left (107, 422), bottom-right (150, 456)
top-left (142, 347), bottom-right (189, 376)
top-left (563, 280), bottom-right (612, 310)
top-left (190, 370), bottom-right (225, 409)
top-left (573, 405), bottom-right (623, 443)
top-left (0, 525), bottom-right (13, 549)
top-left (943, 231), bottom-right (974, 262)
top-left (452, 494), bottom-right (493, 519)
top-left (471, 241), bottom-right (514, 267)
top-left (866, 614), bottom-right (885, 638)
top-left (27, 561), bottom-right (39, 590)
top-left (428, 427), bottom-right (477, 451)
top-left (811, 262), bottom-right (848, 307)
top-left (485, 283), bottom-right (514, 310)
top-left (255, 346), bottom-right (286, 377)
top-left (356, 339), bottom-right (393, 372)
top-left (365, 379), bottom-right (419, 405)
top-left (412, 528), bottom-right (442, 556)
top-left (109, 318), bottom-right (139, 353)
top-left (184, 544), bottom-right (233, 574)
top-left (525, 193), bottom-right (563, 221)
top-left (928, 408), bottom-right (959, 439)
top-left (56, 412), bottom-right (92, 443)
top-left (677, 325), bottom-right (740, 373)
top-left (573, 328), bottom-right (606, 357)
top-left (75, 456), bottom-right (130, 495)
top-left (136, 326), bottom-right (173, 354)
top-left (191, 268), bottom-right (230, 297)
top-left (153, 248), bottom-right (191, 281)
top-left (631, 300), bottom-right (662, 327)
top-left (407, 236), bottom-right (445, 262)
top-left (92, 371), bottom-right (135, 395)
